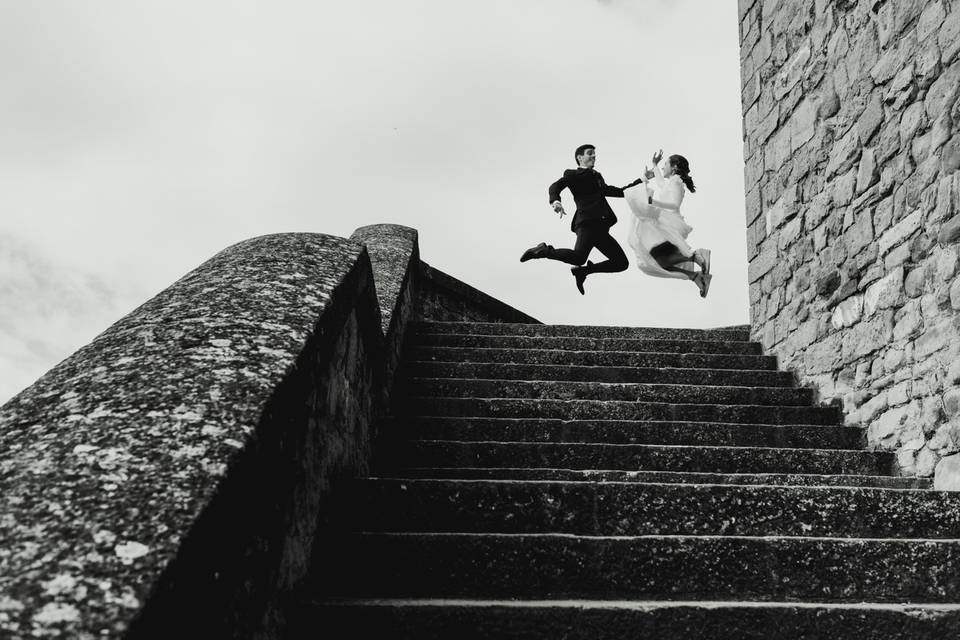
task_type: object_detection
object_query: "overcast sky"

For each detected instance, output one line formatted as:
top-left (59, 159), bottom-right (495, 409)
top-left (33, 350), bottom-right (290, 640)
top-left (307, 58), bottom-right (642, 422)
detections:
top-left (0, 0), bottom-right (748, 403)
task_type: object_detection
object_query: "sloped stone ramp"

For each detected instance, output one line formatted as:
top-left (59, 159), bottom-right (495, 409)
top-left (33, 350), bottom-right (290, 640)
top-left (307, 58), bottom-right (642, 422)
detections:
top-left (297, 321), bottom-right (960, 639)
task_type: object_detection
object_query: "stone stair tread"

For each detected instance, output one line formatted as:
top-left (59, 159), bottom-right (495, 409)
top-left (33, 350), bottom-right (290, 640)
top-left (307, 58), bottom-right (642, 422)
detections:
top-left (405, 397), bottom-right (843, 425)
top-left (316, 532), bottom-right (960, 602)
top-left (302, 598), bottom-right (960, 639)
top-left (413, 320), bottom-right (752, 340)
top-left (389, 467), bottom-right (930, 488)
top-left (311, 597), bottom-right (960, 611)
top-left (408, 346), bottom-right (778, 369)
top-left (404, 378), bottom-right (815, 406)
top-left (344, 478), bottom-right (959, 538)
top-left (401, 440), bottom-right (892, 476)
top-left (413, 333), bottom-right (763, 355)
top-left (399, 417), bottom-right (862, 449)
top-left (404, 361), bottom-right (795, 386)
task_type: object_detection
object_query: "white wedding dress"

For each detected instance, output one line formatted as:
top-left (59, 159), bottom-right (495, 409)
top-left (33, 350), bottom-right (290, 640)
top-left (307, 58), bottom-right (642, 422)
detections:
top-left (623, 165), bottom-right (695, 280)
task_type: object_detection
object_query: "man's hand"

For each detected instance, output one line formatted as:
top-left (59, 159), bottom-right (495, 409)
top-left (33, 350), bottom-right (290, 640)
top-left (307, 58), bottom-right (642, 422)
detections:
top-left (551, 201), bottom-right (566, 218)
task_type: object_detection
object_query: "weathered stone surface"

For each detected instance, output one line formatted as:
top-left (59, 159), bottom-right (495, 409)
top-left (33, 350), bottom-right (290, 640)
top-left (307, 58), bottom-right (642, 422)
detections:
top-left (0, 233), bottom-right (389, 638)
top-left (943, 136), bottom-right (960, 174)
top-left (935, 454), bottom-right (960, 490)
top-left (825, 128), bottom-right (861, 177)
top-left (950, 276), bottom-right (960, 310)
top-left (856, 147), bottom-right (878, 194)
top-left (831, 296), bottom-right (863, 329)
top-left (742, 0), bottom-right (960, 479)
top-left (925, 60), bottom-right (960, 118)
top-left (878, 209), bottom-right (923, 256)
top-left (863, 266), bottom-right (905, 316)
top-left (941, 9), bottom-right (960, 64)
top-left (842, 310), bottom-right (894, 363)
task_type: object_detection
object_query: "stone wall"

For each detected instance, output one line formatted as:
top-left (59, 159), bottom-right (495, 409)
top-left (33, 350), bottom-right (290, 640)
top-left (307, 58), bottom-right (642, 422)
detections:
top-left (0, 224), bottom-right (537, 638)
top-left (739, 0), bottom-right (960, 476)
top-left (417, 262), bottom-right (540, 324)
top-left (0, 232), bottom-right (405, 639)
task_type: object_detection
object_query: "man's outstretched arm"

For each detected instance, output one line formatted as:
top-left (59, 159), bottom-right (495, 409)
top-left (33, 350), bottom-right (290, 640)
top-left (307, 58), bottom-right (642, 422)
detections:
top-left (548, 175), bottom-right (569, 205)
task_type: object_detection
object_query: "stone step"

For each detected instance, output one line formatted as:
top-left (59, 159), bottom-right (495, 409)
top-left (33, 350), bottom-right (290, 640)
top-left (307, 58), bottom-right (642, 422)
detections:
top-left (404, 397), bottom-right (844, 425)
top-left (413, 320), bottom-right (752, 342)
top-left (315, 532), bottom-right (960, 602)
top-left (391, 467), bottom-right (931, 489)
top-left (301, 598), bottom-right (960, 640)
top-left (413, 333), bottom-right (762, 355)
top-left (399, 441), bottom-right (893, 476)
top-left (343, 479), bottom-right (960, 538)
top-left (404, 378), bottom-right (815, 407)
top-left (408, 346), bottom-right (778, 370)
top-left (400, 417), bottom-right (863, 449)
top-left (404, 361), bottom-right (795, 387)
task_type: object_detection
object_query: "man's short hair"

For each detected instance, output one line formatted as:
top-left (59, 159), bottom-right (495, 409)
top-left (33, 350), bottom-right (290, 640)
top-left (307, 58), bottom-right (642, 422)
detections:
top-left (575, 144), bottom-right (595, 163)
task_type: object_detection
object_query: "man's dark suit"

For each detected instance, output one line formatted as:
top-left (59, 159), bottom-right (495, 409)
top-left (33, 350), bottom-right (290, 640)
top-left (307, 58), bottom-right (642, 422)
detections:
top-left (549, 168), bottom-right (644, 231)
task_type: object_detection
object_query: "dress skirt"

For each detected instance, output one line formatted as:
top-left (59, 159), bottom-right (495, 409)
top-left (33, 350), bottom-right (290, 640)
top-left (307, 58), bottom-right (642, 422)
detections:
top-left (623, 184), bottom-right (695, 280)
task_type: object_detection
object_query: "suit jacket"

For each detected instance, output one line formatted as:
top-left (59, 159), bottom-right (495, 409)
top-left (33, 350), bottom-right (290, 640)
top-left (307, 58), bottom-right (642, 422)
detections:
top-left (548, 168), bottom-right (644, 231)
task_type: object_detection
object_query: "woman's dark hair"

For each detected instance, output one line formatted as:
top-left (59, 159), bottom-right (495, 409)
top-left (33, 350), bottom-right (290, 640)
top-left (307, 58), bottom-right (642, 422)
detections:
top-left (669, 154), bottom-right (696, 193)
top-left (574, 144), bottom-right (595, 163)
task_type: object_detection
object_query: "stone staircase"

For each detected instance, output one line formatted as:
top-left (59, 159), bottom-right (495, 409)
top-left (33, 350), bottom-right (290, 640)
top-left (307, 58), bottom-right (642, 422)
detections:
top-left (298, 321), bottom-right (960, 638)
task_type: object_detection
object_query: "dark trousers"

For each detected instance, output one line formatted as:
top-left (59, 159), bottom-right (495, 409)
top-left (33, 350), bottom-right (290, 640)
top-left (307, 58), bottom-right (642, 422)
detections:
top-left (546, 222), bottom-right (629, 274)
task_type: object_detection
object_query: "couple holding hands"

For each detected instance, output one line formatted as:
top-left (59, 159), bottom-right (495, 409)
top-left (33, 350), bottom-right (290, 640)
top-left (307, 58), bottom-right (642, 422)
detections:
top-left (521, 145), bottom-right (712, 298)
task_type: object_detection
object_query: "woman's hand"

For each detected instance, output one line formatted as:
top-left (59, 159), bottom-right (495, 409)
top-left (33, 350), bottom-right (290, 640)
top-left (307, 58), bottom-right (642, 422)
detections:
top-left (643, 165), bottom-right (655, 181)
top-left (652, 149), bottom-right (663, 164)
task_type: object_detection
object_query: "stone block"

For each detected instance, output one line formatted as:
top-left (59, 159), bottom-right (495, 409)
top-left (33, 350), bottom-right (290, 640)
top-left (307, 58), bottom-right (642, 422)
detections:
top-left (825, 127), bottom-right (861, 178)
top-left (863, 266), bottom-right (905, 316)
top-left (843, 206), bottom-right (874, 256)
top-left (877, 208), bottom-right (923, 256)
top-left (888, 380), bottom-right (913, 406)
top-left (900, 101), bottom-right (926, 143)
top-left (871, 48), bottom-right (901, 84)
top-left (773, 44), bottom-right (811, 100)
top-left (941, 9), bottom-right (960, 64)
top-left (745, 186), bottom-right (762, 225)
top-left (803, 332), bottom-right (843, 374)
top-left (931, 112), bottom-right (951, 152)
top-left (945, 386), bottom-right (960, 417)
top-left (915, 320), bottom-right (953, 359)
top-left (905, 267), bottom-right (925, 297)
top-left (856, 147), bottom-right (878, 194)
top-left (939, 215), bottom-right (960, 245)
top-left (937, 247), bottom-right (958, 280)
top-left (951, 276), bottom-right (960, 310)
top-left (842, 309), bottom-right (894, 362)
top-left (831, 295), bottom-right (863, 330)
top-left (877, 0), bottom-right (926, 49)
top-left (885, 62), bottom-right (915, 99)
top-left (893, 301), bottom-right (922, 340)
top-left (934, 454), bottom-right (960, 490)
top-left (816, 270), bottom-right (841, 296)
top-left (790, 97), bottom-right (818, 152)
top-left (756, 106), bottom-right (780, 146)
top-left (943, 136), bottom-right (960, 175)
top-left (778, 215), bottom-right (804, 250)
top-left (925, 59), bottom-right (960, 119)
top-left (918, 1), bottom-right (948, 44)
top-left (748, 240), bottom-right (778, 283)
top-left (867, 399), bottom-right (922, 449)
top-left (885, 240), bottom-right (914, 270)
top-left (857, 95), bottom-right (883, 145)
top-left (917, 447), bottom-right (940, 477)
top-left (916, 43), bottom-right (943, 89)
top-left (833, 169), bottom-right (857, 206)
